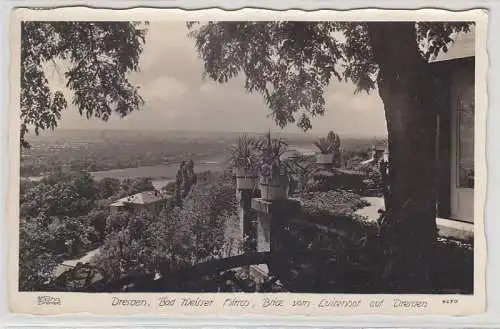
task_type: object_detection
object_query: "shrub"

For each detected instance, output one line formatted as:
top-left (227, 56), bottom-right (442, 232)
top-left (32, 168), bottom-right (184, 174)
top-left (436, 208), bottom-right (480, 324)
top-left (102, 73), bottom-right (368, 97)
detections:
top-left (432, 238), bottom-right (473, 293)
top-left (299, 190), bottom-right (370, 213)
top-left (297, 191), bottom-right (376, 243)
top-left (304, 169), bottom-right (366, 193)
top-left (94, 171), bottom-right (240, 283)
top-left (257, 131), bottom-right (288, 178)
top-left (19, 218), bottom-right (58, 291)
top-left (278, 191), bottom-right (473, 293)
top-left (227, 134), bottom-right (260, 173)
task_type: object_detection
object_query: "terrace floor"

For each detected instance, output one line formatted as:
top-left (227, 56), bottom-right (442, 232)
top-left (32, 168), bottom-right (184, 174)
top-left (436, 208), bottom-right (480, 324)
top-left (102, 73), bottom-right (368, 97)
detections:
top-left (355, 196), bottom-right (384, 220)
top-left (355, 196), bottom-right (474, 241)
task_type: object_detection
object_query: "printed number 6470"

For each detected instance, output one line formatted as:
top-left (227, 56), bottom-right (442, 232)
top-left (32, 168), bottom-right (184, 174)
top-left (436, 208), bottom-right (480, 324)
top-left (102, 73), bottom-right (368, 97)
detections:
top-left (442, 299), bottom-right (458, 304)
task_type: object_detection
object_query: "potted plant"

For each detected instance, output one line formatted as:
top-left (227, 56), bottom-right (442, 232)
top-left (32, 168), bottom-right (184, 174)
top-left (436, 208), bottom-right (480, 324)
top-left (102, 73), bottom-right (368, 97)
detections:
top-left (228, 134), bottom-right (260, 190)
top-left (257, 131), bottom-right (289, 201)
top-left (314, 131), bottom-right (341, 165)
top-left (328, 131), bottom-right (341, 167)
top-left (314, 137), bottom-right (334, 164)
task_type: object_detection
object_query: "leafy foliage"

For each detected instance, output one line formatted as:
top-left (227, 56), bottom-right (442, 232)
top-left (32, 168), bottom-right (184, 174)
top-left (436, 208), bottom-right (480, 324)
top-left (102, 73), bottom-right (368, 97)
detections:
top-left (120, 177), bottom-right (154, 195)
top-left (257, 131), bottom-right (288, 178)
top-left (314, 131), bottom-right (342, 163)
top-left (19, 217), bottom-right (58, 290)
top-left (97, 177), bottom-right (122, 199)
top-left (188, 21), bottom-right (476, 290)
top-left (327, 131), bottom-right (342, 166)
top-left (20, 22), bottom-right (147, 148)
top-left (188, 21), bottom-right (474, 130)
top-left (172, 160), bottom-right (197, 206)
top-left (416, 22), bottom-right (473, 61)
top-left (299, 190), bottom-right (372, 225)
top-left (95, 171), bottom-right (240, 281)
top-left (19, 170), bottom-right (121, 291)
top-left (227, 134), bottom-right (260, 172)
top-left (313, 138), bottom-right (331, 154)
top-left (20, 177), bottom-right (96, 219)
top-left (282, 153), bottom-right (315, 194)
top-left (46, 216), bottom-right (94, 256)
top-left (85, 208), bottom-right (109, 241)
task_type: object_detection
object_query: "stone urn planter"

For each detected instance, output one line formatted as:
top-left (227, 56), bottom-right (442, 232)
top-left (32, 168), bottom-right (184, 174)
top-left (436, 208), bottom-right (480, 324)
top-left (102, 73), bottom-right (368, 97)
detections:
top-left (259, 175), bottom-right (288, 201)
top-left (315, 152), bottom-right (334, 165)
top-left (234, 167), bottom-right (259, 190)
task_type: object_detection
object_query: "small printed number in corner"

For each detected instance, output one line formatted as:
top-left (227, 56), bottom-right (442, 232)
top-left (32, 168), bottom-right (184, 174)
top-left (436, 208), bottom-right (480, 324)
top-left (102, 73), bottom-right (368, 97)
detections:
top-left (37, 295), bottom-right (62, 305)
top-left (441, 298), bottom-right (459, 304)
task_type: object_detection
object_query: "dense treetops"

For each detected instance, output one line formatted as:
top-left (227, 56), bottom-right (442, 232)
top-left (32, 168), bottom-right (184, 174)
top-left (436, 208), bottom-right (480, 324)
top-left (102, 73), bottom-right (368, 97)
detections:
top-left (19, 169), bottom-right (155, 290)
top-left (21, 21), bottom-right (472, 148)
top-left (21, 22), bottom-right (147, 148)
top-left (187, 22), bottom-right (473, 131)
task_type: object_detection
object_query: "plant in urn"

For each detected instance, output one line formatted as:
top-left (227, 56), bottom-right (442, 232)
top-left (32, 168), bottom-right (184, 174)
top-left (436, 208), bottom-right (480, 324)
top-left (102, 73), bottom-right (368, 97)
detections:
top-left (257, 131), bottom-right (289, 201)
top-left (229, 134), bottom-right (260, 191)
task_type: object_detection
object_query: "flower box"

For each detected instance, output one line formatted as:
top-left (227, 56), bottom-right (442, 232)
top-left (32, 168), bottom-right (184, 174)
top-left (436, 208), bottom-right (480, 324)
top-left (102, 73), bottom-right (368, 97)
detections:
top-left (234, 167), bottom-right (258, 190)
top-left (259, 175), bottom-right (288, 201)
top-left (316, 152), bottom-right (334, 164)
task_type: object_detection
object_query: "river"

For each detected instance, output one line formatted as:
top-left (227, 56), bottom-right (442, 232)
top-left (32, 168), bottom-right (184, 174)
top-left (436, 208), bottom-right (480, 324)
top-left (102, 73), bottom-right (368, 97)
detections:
top-left (22, 145), bottom-right (317, 185)
top-left (22, 157), bottom-right (227, 184)
top-left (90, 159), bottom-right (225, 180)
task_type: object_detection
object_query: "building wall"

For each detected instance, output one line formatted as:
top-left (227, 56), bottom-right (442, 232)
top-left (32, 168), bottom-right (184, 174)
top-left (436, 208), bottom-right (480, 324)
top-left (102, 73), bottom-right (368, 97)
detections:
top-left (435, 57), bottom-right (475, 221)
top-left (449, 60), bottom-right (475, 222)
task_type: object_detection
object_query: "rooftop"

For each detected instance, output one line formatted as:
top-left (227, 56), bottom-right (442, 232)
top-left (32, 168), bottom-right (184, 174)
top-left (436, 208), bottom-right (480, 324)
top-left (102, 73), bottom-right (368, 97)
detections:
top-left (429, 27), bottom-right (475, 63)
top-left (110, 190), bottom-right (170, 207)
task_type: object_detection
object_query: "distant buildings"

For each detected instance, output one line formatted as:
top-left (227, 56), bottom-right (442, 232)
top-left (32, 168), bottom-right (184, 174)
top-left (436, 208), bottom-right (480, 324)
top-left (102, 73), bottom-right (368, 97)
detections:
top-left (360, 145), bottom-right (389, 166)
top-left (110, 190), bottom-right (172, 214)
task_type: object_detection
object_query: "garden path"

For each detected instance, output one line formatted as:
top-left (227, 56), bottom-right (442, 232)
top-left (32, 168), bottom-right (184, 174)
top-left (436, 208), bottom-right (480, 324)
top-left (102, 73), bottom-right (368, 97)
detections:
top-left (53, 247), bottom-right (101, 278)
top-left (355, 196), bottom-right (385, 221)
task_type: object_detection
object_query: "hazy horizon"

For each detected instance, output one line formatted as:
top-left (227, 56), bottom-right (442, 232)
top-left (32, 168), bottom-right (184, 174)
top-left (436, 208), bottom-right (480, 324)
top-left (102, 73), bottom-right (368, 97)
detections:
top-left (31, 127), bottom-right (388, 141)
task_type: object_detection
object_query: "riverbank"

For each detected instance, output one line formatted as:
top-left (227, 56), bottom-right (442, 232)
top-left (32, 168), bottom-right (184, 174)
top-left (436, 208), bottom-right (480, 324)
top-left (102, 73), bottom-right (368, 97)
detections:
top-left (90, 159), bottom-right (224, 181)
top-left (21, 158), bottom-right (226, 183)
top-left (21, 144), bottom-right (315, 183)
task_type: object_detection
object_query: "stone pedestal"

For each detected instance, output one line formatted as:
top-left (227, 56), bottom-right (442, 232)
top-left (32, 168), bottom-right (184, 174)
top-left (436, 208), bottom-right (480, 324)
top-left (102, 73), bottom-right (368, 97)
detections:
top-left (251, 198), bottom-right (301, 253)
top-left (250, 198), bottom-right (301, 280)
top-left (256, 212), bottom-right (271, 253)
top-left (236, 189), bottom-right (259, 252)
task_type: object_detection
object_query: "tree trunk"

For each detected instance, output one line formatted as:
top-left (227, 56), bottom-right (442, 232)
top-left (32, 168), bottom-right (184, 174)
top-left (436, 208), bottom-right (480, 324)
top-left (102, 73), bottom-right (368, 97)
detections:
top-left (367, 22), bottom-right (439, 292)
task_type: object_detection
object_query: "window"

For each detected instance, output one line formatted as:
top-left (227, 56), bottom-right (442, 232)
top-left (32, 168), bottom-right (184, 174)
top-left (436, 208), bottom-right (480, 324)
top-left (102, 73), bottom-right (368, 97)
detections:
top-left (457, 82), bottom-right (474, 188)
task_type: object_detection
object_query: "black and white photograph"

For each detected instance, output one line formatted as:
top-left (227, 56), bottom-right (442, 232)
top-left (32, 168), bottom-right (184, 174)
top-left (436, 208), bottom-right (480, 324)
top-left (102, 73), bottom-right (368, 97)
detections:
top-left (8, 7), bottom-right (487, 316)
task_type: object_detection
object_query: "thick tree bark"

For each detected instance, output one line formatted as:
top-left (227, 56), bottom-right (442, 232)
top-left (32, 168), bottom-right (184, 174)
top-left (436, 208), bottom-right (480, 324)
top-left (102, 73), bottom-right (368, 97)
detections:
top-left (367, 22), bottom-right (439, 292)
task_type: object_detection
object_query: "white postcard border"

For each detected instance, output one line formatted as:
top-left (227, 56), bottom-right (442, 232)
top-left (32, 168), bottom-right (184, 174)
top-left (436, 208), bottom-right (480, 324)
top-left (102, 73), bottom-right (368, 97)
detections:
top-left (6, 7), bottom-right (489, 316)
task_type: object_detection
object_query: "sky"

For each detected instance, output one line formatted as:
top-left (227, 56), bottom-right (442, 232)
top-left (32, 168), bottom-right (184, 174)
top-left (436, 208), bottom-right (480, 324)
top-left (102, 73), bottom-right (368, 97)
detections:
top-left (52, 22), bottom-right (388, 138)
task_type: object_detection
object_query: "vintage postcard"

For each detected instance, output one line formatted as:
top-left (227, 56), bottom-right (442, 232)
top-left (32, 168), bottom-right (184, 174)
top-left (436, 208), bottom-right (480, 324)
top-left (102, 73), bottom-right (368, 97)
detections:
top-left (7, 7), bottom-right (488, 316)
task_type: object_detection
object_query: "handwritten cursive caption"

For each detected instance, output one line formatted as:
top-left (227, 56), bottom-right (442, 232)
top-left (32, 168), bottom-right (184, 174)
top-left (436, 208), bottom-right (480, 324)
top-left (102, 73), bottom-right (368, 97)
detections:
top-left (29, 295), bottom-right (446, 312)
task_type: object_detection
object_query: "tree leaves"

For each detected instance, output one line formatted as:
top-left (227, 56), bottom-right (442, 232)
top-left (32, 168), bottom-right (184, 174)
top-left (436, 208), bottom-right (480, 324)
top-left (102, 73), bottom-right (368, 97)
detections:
top-left (95, 172), bottom-right (238, 280)
top-left (188, 21), bottom-right (474, 131)
top-left (189, 22), bottom-right (342, 132)
top-left (416, 22), bottom-right (473, 61)
top-left (20, 22), bottom-right (147, 148)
